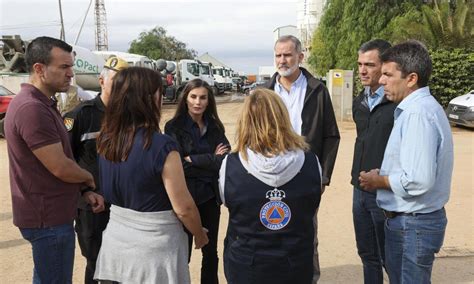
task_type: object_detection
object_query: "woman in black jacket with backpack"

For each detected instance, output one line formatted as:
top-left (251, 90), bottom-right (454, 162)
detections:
top-left (165, 79), bottom-right (229, 284)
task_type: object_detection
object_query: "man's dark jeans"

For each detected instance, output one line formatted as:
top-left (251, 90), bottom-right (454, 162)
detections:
top-left (20, 222), bottom-right (75, 284)
top-left (353, 187), bottom-right (386, 284)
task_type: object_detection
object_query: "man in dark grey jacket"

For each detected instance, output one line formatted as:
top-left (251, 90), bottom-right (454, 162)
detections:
top-left (351, 39), bottom-right (394, 284)
top-left (267, 35), bottom-right (340, 283)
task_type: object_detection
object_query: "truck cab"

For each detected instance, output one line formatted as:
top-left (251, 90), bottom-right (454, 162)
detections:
top-left (199, 61), bottom-right (220, 95)
top-left (176, 59), bottom-right (201, 85)
top-left (212, 66), bottom-right (226, 94)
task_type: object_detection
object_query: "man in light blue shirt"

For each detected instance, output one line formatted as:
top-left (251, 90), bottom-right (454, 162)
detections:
top-left (359, 40), bottom-right (453, 284)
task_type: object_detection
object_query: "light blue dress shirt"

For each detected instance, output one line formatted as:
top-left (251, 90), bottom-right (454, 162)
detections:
top-left (365, 86), bottom-right (384, 111)
top-left (377, 87), bottom-right (454, 213)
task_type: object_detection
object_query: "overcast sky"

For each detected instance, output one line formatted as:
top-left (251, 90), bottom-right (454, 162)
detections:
top-left (0, 0), bottom-right (297, 74)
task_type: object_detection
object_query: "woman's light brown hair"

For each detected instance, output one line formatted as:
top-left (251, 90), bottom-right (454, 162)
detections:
top-left (235, 88), bottom-right (308, 160)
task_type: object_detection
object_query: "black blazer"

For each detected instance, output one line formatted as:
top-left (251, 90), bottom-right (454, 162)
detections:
top-left (164, 114), bottom-right (229, 204)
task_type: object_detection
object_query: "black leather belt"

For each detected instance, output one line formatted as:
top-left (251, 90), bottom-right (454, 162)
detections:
top-left (383, 210), bottom-right (421, 219)
top-left (383, 208), bottom-right (444, 219)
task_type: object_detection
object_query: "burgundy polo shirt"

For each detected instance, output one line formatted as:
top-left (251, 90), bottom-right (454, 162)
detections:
top-left (5, 83), bottom-right (80, 228)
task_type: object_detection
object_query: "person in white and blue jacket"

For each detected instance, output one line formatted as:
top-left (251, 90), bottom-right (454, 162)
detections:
top-left (219, 88), bottom-right (322, 284)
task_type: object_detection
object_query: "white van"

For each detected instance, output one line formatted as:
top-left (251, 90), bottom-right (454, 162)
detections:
top-left (446, 90), bottom-right (474, 128)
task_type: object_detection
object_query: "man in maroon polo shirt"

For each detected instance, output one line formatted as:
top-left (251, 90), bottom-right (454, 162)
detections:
top-left (4, 36), bottom-right (105, 284)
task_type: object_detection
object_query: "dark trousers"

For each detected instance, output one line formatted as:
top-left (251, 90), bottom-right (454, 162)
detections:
top-left (75, 208), bottom-right (110, 284)
top-left (185, 198), bottom-right (221, 284)
top-left (352, 187), bottom-right (386, 284)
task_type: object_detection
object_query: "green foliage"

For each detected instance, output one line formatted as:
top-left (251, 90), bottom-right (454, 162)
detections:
top-left (377, 4), bottom-right (434, 45)
top-left (308, 0), bottom-right (420, 76)
top-left (128, 26), bottom-right (197, 61)
top-left (309, 0), bottom-right (473, 76)
top-left (422, 0), bottom-right (474, 48)
top-left (309, 0), bottom-right (473, 103)
top-left (430, 48), bottom-right (474, 107)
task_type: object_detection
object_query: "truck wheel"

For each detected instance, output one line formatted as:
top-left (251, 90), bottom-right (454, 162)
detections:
top-left (212, 86), bottom-right (219, 96)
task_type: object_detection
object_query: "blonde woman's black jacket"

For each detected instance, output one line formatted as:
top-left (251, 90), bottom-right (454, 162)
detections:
top-left (164, 114), bottom-right (229, 204)
top-left (267, 67), bottom-right (340, 185)
top-left (351, 89), bottom-right (396, 188)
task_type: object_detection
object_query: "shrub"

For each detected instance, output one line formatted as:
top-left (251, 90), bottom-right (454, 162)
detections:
top-left (429, 48), bottom-right (474, 107)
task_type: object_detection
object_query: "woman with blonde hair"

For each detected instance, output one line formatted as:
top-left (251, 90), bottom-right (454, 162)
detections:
top-left (94, 67), bottom-right (208, 284)
top-left (219, 89), bottom-right (322, 284)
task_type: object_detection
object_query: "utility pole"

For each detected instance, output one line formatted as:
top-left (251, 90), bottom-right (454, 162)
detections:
top-left (94, 0), bottom-right (108, 51)
top-left (58, 0), bottom-right (66, 41)
top-left (74, 0), bottom-right (93, 45)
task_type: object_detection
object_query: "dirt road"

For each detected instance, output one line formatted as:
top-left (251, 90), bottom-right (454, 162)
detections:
top-left (0, 99), bottom-right (473, 283)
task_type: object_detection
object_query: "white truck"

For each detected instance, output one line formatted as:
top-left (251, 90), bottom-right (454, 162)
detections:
top-left (157, 59), bottom-right (219, 103)
top-left (212, 66), bottom-right (226, 94)
top-left (199, 61), bottom-right (215, 88)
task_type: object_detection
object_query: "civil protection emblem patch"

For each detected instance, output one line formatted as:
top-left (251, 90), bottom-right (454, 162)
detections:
top-left (260, 188), bottom-right (291, 230)
top-left (64, 117), bottom-right (74, 131)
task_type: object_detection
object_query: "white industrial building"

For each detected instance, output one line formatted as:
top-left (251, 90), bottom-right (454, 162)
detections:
top-left (297, 0), bottom-right (326, 51)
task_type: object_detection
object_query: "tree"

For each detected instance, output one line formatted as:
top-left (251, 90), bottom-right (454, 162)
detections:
top-left (307, 0), bottom-right (473, 103)
top-left (128, 26), bottom-right (197, 60)
top-left (422, 0), bottom-right (474, 48)
top-left (377, 2), bottom-right (434, 46)
top-left (308, 0), bottom-right (421, 76)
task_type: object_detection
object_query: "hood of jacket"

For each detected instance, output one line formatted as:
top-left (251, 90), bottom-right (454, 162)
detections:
top-left (239, 148), bottom-right (305, 188)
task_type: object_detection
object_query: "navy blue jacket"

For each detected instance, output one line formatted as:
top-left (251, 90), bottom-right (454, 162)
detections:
top-left (223, 152), bottom-right (321, 284)
top-left (351, 90), bottom-right (396, 188)
top-left (164, 114), bottom-right (229, 204)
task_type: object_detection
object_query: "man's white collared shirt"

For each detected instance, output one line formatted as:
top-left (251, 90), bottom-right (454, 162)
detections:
top-left (274, 71), bottom-right (307, 135)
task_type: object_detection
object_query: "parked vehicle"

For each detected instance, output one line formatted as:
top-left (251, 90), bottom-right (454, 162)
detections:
top-left (0, 85), bottom-right (15, 137)
top-left (232, 77), bottom-right (242, 92)
top-left (446, 90), bottom-right (474, 128)
top-left (199, 61), bottom-right (215, 87)
top-left (241, 81), bottom-right (268, 95)
top-left (157, 59), bottom-right (219, 103)
top-left (212, 66), bottom-right (226, 94)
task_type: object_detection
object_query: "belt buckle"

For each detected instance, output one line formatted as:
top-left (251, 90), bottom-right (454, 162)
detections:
top-left (383, 210), bottom-right (397, 219)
